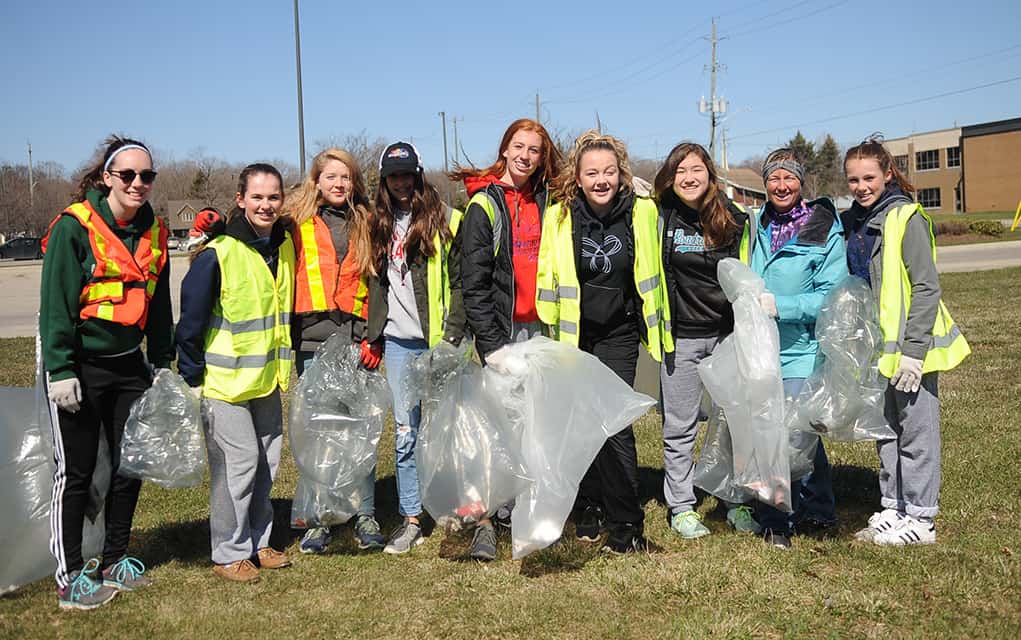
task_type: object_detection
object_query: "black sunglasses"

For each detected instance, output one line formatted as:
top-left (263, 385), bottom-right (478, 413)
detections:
top-left (108, 169), bottom-right (158, 185)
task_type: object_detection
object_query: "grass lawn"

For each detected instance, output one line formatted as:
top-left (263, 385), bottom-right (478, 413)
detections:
top-left (2, 268), bottom-right (1019, 639)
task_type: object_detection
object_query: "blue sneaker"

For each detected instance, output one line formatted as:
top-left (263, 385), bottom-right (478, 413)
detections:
top-left (353, 515), bottom-right (386, 551)
top-left (58, 559), bottom-right (118, 610)
top-left (102, 556), bottom-right (152, 591)
top-left (300, 526), bottom-right (331, 554)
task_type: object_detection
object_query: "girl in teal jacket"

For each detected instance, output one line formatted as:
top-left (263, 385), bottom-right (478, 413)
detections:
top-left (748, 148), bottom-right (848, 548)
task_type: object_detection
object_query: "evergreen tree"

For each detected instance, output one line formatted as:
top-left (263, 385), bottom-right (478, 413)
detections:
top-left (815, 134), bottom-right (844, 197)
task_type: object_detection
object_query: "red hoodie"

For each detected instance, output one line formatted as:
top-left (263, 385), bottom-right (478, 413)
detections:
top-left (464, 174), bottom-right (541, 322)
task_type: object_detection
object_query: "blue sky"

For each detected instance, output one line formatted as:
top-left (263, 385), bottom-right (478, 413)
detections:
top-left (2, 0), bottom-right (1019, 174)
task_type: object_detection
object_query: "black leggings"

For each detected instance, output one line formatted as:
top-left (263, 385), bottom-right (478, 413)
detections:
top-left (48, 350), bottom-right (150, 587)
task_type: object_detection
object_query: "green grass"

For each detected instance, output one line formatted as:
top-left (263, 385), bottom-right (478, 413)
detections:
top-left (2, 268), bottom-right (1020, 639)
top-left (929, 211), bottom-right (1020, 246)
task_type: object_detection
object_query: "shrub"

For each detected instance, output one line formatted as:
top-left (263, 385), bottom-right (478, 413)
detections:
top-left (968, 220), bottom-right (1005, 236)
top-left (935, 221), bottom-right (969, 236)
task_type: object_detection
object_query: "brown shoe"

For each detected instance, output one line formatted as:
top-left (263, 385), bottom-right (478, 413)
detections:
top-left (255, 547), bottom-right (292, 569)
top-left (212, 559), bottom-right (260, 583)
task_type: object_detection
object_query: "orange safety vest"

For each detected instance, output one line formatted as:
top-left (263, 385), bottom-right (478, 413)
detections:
top-left (42, 200), bottom-right (168, 328)
top-left (293, 215), bottom-right (369, 319)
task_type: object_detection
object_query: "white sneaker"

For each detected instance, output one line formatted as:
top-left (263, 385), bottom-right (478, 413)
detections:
top-left (854, 509), bottom-right (903, 541)
top-left (873, 515), bottom-right (936, 546)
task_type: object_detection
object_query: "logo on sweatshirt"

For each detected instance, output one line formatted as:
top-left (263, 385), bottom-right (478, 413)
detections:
top-left (581, 235), bottom-right (622, 273)
top-left (673, 229), bottom-right (706, 253)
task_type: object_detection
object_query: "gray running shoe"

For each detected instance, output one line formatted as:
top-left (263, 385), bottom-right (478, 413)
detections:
top-left (469, 523), bottom-right (497, 561)
top-left (102, 556), bottom-right (152, 591)
top-left (58, 559), bottom-right (118, 610)
top-left (384, 521), bottom-right (424, 555)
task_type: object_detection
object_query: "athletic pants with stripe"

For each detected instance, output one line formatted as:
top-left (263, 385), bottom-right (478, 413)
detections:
top-left (47, 351), bottom-right (149, 588)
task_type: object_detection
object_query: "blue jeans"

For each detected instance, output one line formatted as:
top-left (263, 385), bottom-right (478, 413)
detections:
top-left (757, 378), bottom-right (836, 534)
top-left (296, 349), bottom-right (376, 518)
top-left (383, 337), bottom-right (429, 518)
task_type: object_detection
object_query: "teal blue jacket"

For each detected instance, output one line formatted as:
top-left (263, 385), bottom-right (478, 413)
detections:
top-left (749, 197), bottom-right (848, 378)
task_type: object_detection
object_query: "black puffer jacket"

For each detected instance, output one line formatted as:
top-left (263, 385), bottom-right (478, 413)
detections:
top-left (459, 180), bottom-right (551, 357)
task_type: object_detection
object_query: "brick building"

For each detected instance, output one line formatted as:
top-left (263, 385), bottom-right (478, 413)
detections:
top-left (960, 117), bottom-right (1021, 212)
top-left (884, 128), bottom-right (962, 212)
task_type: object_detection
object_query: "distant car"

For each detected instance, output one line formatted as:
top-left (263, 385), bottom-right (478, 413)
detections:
top-left (0, 237), bottom-right (42, 260)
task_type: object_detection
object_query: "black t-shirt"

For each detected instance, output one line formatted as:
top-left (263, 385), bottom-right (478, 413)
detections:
top-left (662, 198), bottom-right (746, 338)
top-left (572, 193), bottom-right (640, 339)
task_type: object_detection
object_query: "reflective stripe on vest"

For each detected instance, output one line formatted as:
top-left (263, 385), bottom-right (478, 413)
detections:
top-left (294, 216), bottom-right (369, 319)
top-left (535, 197), bottom-right (673, 361)
top-left (43, 201), bottom-right (167, 328)
top-left (424, 207), bottom-right (464, 347)
top-left (877, 203), bottom-right (970, 377)
top-left (202, 233), bottom-right (296, 403)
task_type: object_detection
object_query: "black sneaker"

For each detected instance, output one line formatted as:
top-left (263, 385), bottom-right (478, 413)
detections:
top-left (469, 522), bottom-right (497, 561)
top-left (794, 517), bottom-right (837, 536)
top-left (575, 506), bottom-right (604, 542)
top-left (601, 524), bottom-right (647, 555)
top-left (763, 528), bottom-right (791, 549)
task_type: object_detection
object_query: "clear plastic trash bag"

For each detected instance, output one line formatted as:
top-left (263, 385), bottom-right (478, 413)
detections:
top-left (119, 369), bottom-right (205, 488)
top-left (288, 334), bottom-right (390, 492)
top-left (0, 337), bottom-right (103, 594)
top-left (406, 341), bottom-right (531, 532)
top-left (495, 337), bottom-right (656, 559)
top-left (697, 259), bottom-right (791, 512)
top-left (786, 277), bottom-right (894, 442)
top-left (290, 474), bottom-right (363, 529)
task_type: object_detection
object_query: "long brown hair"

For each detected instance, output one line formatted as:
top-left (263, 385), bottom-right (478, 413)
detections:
top-left (448, 118), bottom-right (562, 189)
top-left (653, 142), bottom-right (739, 248)
top-left (284, 148), bottom-right (374, 277)
top-left (551, 130), bottom-right (634, 221)
top-left (74, 135), bottom-right (151, 201)
top-left (843, 134), bottom-right (915, 195)
top-left (371, 171), bottom-right (450, 276)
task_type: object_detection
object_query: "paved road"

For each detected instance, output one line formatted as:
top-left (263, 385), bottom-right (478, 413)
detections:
top-left (3, 242), bottom-right (1019, 398)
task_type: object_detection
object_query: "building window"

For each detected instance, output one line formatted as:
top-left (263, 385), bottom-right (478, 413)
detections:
top-left (894, 155), bottom-right (908, 173)
top-left (916, 149), bottom-right (940, 171)
top-left (946, 146), bottom-right (961, 168)
top-left (918, 187), bottom-right (941, 209)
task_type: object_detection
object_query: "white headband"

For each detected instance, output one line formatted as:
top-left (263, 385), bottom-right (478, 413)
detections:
top-left (103, 144), bottom-right (152, 172)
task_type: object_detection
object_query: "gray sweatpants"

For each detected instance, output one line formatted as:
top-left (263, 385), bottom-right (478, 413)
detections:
top-left (878, 372), bottom-right (941, 519)
top-left (661, 337), bottom-right (718, 515)
top-left (205, 390), bottom-right (283, 565)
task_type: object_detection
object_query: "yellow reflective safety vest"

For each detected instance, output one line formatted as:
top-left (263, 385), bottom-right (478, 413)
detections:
top-left (877, 203), bottom-right (970, 377)
top-left (734, 202), bottom-right (753, 265)
top-left (465, 189), bottom-right (549, 256)
top-left (202, 233), bottom-right (296, 403)
top-left (535, 197), bottom-right (673, 361)
top-left (424, 206), bottom-right (464, 347)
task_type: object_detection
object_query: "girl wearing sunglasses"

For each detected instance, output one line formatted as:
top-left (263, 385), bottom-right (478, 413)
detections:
top-left (40, 136), bottom-right (173, 609)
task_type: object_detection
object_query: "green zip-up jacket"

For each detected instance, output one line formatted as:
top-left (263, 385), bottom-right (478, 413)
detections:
top-left (40, 190), bottom-right (174, 381)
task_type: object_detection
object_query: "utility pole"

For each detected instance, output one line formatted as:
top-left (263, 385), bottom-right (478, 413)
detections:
top-left (27, 141), bottom-right (34, 214)
top-left (438, 112), bottom-right (449, 173)
top-left (452, 116), bottom-right (463, 167)
top-left (535, 92), bottom-right (541, 123)
top-left (698, 18), bottom-right (727, 163)
top-left (293, 0), bottom-right (306, 175)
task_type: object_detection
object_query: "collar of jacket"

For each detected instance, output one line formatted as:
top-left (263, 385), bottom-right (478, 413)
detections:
top-left (225, 208), bottom-right (288, 250)
top-left (85, 189), bottom-right (155, 234)
top-left (758, 196), bottom-right (839, 247)
top-left (661, 192), bottom-right (748, 242)
top-left (571, 189), bottom-right (635, 227)
top-left (318, 203), bottom-right (350, 220)
top-left (484, 179), bottom-right (550, 220)
top-left (844, 184), bottom-right (912, 232)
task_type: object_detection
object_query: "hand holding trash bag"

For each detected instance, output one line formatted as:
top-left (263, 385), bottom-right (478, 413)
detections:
top-left (119, 369), bottom-right (206, 488)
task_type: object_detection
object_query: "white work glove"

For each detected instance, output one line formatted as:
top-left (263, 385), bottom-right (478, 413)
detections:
top-left (759, 292), bottom-right (778, 318)
top-left (485, 346), bottom-right (529, 377)
top-left (49, 377), bottom-right (82, 413)
top-left (188, 385), bottom-right (203, 400)
top-left (890, 355), bottom-right (924, 393)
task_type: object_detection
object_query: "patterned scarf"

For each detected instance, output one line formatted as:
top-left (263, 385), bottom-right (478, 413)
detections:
top-left (767, 200), bottom-right (812, 253)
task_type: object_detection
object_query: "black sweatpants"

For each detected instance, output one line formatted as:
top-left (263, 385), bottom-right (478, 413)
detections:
top-left (577, 324), bottom-right (644, 535)
top-left (48, 350), bottom-right (150, 587)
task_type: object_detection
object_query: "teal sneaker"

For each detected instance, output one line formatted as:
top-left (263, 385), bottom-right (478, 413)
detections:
top-left (670, 510), bottom-right (710, 539)
top-left (726, 506), bottom-right (762, 534)
top-left (58, 559), bottom-right (118, 610)
top-left (102, 556), bottom-right (151, 591)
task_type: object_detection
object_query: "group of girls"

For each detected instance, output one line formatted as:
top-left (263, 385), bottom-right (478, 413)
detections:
top-left (38, 122), bottom-right (966, 607)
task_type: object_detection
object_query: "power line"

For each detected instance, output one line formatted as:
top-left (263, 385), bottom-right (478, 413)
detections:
top-left (729, 75), bottom-right (1021, 141)
top-left (721, 0), bottom-right (848, 39)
